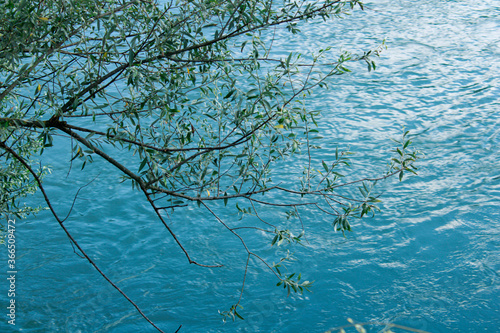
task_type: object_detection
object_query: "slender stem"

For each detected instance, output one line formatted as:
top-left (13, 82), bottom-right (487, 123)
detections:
top-left (142, 191), bottom-right (223, 268)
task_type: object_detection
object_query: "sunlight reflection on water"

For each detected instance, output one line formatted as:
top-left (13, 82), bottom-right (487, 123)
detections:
top-left (4, 0), bottom-right (500, 332)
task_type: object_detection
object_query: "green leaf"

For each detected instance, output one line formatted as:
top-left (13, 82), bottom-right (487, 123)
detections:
top-left (322, 161), bottom-right (328, 172)
top-left (129, 48), bottom-right (134, 66)
top-left (224, 90), bottom-right (235, 99)
top-left (94, 103), bottom-right (109, 109)
top-left (359, 186), bottom-right (367, 197)
top-left (286, 52), bottom-right (292, 67)
top-left (138, 158), bottom-right (148, 173)
top-left (234, 310), bottom-right (244, 320)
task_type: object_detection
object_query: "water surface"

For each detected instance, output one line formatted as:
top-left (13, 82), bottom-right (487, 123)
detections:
top-left (1, 0), bottom-right (499, 332)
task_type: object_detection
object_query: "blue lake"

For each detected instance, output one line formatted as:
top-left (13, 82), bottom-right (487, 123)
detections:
top-left (1, 0), bottom-right (499, 332)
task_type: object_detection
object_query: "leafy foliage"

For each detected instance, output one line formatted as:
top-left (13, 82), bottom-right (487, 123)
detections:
top-left (0, 0), bottom-right (419, 330)
top-left (0, 100), bottom-right (49, 219)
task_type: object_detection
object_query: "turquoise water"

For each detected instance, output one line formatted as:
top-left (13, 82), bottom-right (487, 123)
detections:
top-left (2, 0), bottom-right (500, 332)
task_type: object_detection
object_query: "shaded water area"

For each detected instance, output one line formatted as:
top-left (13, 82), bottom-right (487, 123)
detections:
top-left (1, 0), bottom-right (499, 332)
